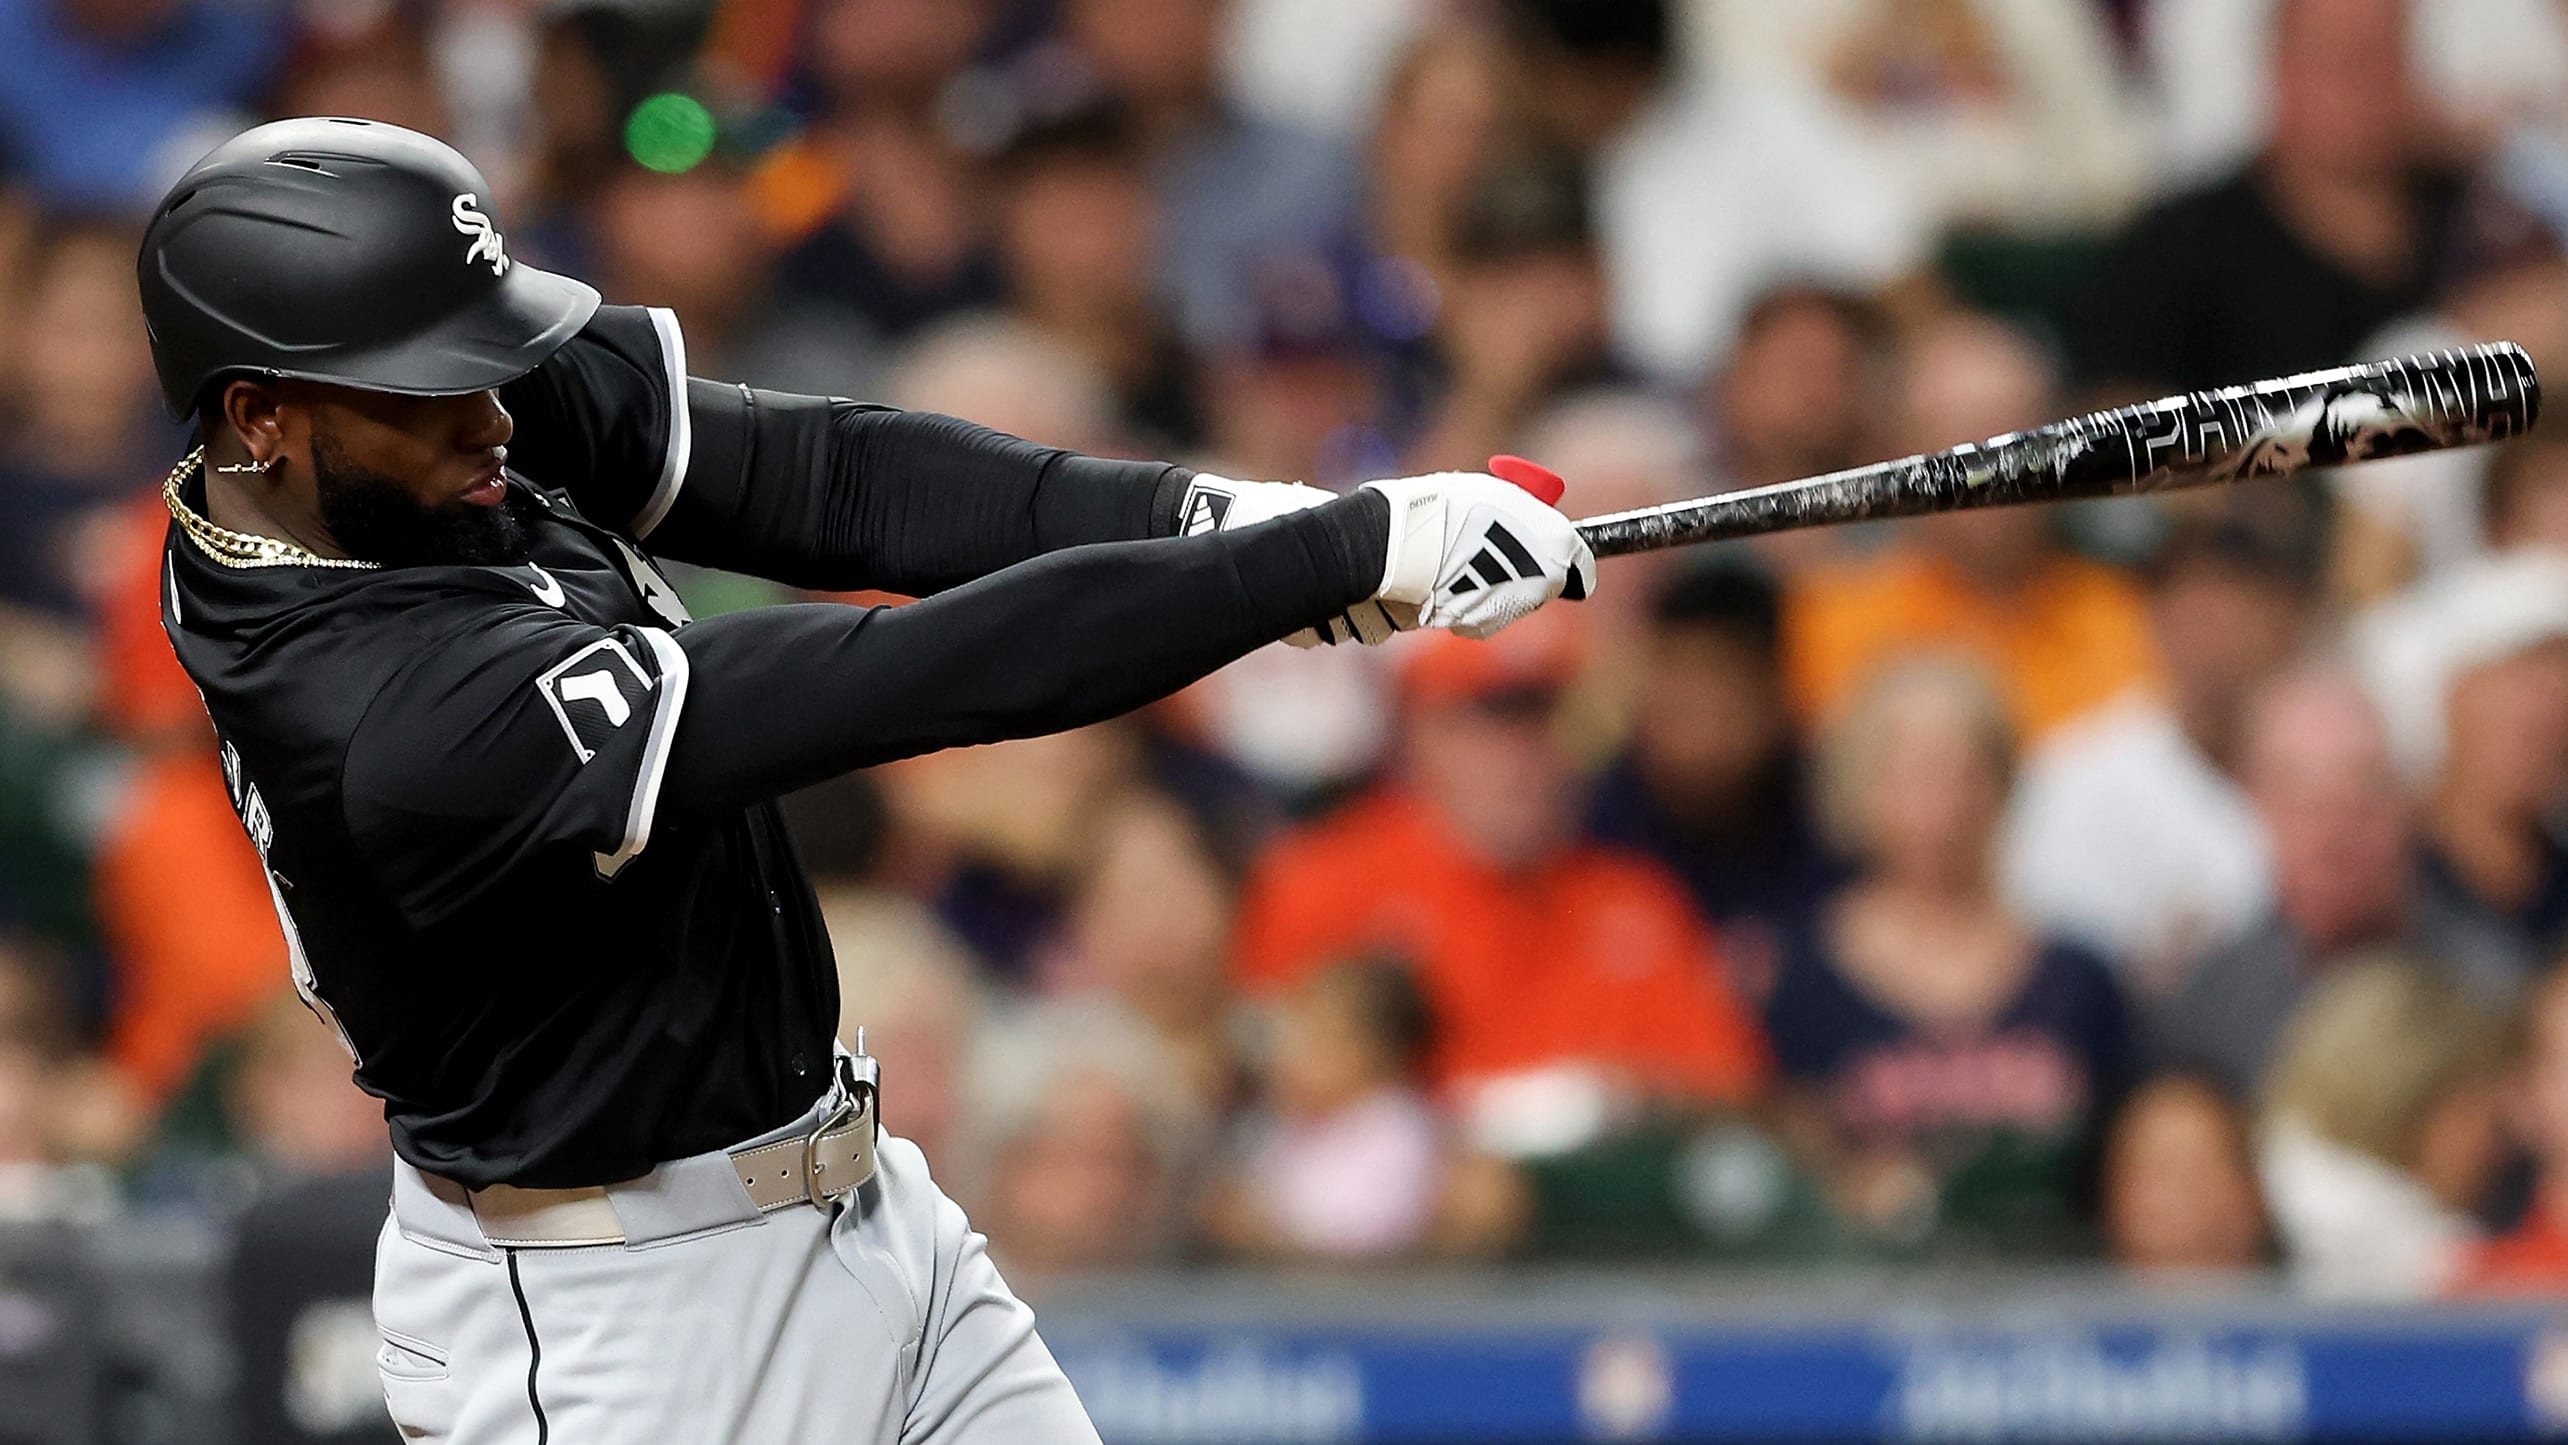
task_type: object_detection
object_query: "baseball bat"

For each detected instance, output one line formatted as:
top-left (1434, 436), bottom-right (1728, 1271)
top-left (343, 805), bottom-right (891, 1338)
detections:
top-left (1495, 341), bottom-right (2540, 558)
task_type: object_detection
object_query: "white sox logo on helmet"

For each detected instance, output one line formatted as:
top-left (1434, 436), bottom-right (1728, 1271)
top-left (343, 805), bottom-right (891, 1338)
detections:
top-left (450, 193), bottom-right (510, 276)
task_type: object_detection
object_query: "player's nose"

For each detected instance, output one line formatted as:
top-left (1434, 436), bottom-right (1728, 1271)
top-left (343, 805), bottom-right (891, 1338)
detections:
top-left (457, 389), bottom-right (514, 452)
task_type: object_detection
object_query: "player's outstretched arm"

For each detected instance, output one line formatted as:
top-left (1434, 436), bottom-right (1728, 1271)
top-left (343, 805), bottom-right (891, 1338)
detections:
top-left (654, 382), bottom-right (1193, 594)
top-left (344, 492), bottom-right (1380, 922)
top-left (340, 471), bottom-right (1586, 924)
top-left (496, 304), bottom-right (1358, 596)
top-left (653, 491), bottom-right (1386, 814)
top-left (657, 468), bottom-right (1596, 811)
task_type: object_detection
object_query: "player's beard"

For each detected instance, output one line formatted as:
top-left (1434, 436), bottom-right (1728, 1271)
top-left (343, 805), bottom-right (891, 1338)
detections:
top-left (311, 428), bottom-right (532, 568)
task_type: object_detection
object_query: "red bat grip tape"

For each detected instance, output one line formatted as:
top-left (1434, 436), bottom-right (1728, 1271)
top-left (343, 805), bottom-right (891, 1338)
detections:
top-left (1488, 454), bottom-right (1566, 506)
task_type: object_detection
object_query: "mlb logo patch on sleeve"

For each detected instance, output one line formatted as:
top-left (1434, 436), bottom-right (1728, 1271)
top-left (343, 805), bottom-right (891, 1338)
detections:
top-left (539, 638), bottom-right (655, 763)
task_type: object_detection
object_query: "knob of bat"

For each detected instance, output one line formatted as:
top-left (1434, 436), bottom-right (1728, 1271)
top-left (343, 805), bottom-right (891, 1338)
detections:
top-left (1488, 454), bottom-right (1566, 506)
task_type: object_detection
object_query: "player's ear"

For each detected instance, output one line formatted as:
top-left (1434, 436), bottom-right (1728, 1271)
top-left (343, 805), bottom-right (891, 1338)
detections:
top-left (218, 379), bottom-right (291, 471)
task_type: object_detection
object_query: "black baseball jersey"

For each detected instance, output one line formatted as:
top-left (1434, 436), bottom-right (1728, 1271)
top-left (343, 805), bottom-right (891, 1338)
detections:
top-left (162, 304), bottom-right (1386, 1188)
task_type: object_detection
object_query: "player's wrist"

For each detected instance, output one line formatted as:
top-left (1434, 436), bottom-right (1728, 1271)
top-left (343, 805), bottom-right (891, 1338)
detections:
top-left (1314, 488), bottom-right (1393, 599)
top-left (1357, 474), bottom-right (1459, 604)
top-left (1353, 470), bottom-right (1596, 640)
top-left (1169, 472), bottom-right (1338, 537)
top-left (1200, 486), bottom-right (1391, 644)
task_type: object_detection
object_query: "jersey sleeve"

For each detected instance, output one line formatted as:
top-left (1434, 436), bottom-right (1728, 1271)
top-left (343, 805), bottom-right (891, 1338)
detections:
top-left (499, 303), bottom-right (1188, 590)
top-left (496, 304), bottom-right (690, 537)
top-left (340, 593), bottom-right (690, 924)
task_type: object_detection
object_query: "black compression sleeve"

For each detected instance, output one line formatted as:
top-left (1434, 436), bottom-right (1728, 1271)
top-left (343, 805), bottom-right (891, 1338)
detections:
top-left (661, 380), bottom-right (1195, 594)
top-left (657, 490), bottom-right (1388, 815)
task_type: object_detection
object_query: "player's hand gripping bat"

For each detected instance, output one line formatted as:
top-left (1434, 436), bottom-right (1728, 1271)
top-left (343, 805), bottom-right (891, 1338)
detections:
top-left (1486, 342), bottom-right (2539, 554)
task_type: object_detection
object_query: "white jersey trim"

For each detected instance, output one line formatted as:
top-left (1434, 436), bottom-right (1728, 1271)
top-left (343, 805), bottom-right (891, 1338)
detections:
top-left (592, 626), bottom-right (690, 879)
top-left (631, 306), bottom-right (692, 540)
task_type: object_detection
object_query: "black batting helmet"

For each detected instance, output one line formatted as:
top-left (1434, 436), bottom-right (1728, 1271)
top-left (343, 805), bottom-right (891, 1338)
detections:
top-left (137, 117), bottom-right (599, 419)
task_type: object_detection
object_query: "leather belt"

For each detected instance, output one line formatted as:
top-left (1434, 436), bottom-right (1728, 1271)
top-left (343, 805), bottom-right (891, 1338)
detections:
top-left (468, 1053), bottom-right (880, 1249)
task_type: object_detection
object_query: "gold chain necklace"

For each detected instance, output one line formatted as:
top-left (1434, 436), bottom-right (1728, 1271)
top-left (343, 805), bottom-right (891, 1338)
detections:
top-left (162, 447), bottom-right (378, 571)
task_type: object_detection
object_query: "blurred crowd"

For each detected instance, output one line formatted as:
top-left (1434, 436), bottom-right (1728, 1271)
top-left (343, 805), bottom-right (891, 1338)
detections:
top-left (16, 0), bottom-right (2568, 1303)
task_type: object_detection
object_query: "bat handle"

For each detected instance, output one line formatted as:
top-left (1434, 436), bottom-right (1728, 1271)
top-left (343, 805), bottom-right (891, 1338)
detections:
top-left (1488, 454), bottom-right (1566, 506)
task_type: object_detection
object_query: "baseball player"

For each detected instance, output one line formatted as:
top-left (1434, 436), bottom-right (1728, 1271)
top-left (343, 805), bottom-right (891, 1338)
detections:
top-left (138, 118), bottom-right (1592, 1442)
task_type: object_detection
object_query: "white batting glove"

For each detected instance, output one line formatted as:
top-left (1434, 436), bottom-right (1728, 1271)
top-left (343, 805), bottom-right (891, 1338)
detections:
top-left (1179, 474), bottom-right (1401, 646)
top-left (1359, 471), bottom-right (1596, 639)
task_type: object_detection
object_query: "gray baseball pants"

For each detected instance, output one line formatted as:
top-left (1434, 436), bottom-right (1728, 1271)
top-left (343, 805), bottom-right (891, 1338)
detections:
top-left (369, 1088), bottom-right (1099, 1443)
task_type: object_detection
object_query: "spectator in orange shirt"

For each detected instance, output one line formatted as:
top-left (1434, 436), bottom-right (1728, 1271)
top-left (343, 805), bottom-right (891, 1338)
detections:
top-left (1233, 615), bottom-right (1769, 1129)
top-left (91, 494), bottom-right (283, 1105)
top-left (2457, 966), bottom-right (2568, 1296)
top-left (1784, 312), bottom-right (2162, 741)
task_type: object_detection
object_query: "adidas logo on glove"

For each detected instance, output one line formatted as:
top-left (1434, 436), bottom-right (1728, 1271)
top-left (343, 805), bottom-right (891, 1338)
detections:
top-left (1362, 471), bottom-right (1597, 641)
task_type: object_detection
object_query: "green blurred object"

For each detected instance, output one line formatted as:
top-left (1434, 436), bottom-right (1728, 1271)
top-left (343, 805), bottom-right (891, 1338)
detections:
top-left (0, 707), bottom-right (106, 966)
top-left (1930, 1127), bottom-right (2095, 1259)
top-left (1823, 1127), bottom-right (2099, 1265)
top-left (1521, 1117), bottom-right (1841, 1261)
top-left (665, 559), bottom-right (791, 618)
top-left (1936, 228), bottom-right (2108, 342)
top-left (625, 93), bottom-right (718, 175)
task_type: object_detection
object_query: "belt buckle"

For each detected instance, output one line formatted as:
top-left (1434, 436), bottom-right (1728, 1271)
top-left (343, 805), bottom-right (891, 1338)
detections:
top-left (802, 1038), bottom-right (881, 1209)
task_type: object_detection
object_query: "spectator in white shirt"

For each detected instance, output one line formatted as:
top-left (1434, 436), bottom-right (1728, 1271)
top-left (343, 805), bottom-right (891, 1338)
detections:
top-left (2001, 517), bottom-right (2319, 995)
top-left (1696, 0), bottom-right (2147, 233)
top-left (1498, 0), bottom-right (1928, 383)
top-left (2259, 955), bottom-right (2508, 1298)
top-left (1219, 0), bottom-right (1432, 139)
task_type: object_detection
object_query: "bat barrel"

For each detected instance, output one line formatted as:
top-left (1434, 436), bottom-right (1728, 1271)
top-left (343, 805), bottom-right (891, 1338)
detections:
top-left (1576, 341), bottom-right (2541, 558)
